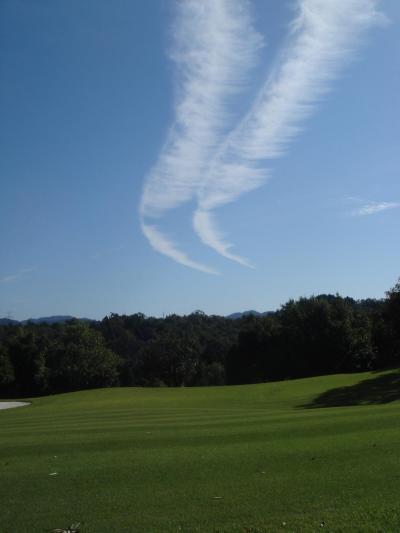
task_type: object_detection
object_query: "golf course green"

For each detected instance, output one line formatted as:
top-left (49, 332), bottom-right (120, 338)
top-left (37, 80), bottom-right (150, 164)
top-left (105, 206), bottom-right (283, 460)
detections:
top-left (1, 369), bottom-right (400, 532)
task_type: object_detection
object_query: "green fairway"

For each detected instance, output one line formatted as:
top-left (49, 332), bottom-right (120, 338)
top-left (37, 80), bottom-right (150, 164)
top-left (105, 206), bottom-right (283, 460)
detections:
top-left (1, 370), bottom-right (400, 532)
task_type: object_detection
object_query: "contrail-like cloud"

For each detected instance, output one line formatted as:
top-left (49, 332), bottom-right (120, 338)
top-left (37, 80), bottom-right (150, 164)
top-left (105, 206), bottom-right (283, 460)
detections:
top-left (141, 222), bottom-right (218, 275)
top-left (195, 0), bottom-right (384, 265)
top-left (140, 0), bottom-right (262, 272)
top-left (193, 209), bottom-right (254, 268)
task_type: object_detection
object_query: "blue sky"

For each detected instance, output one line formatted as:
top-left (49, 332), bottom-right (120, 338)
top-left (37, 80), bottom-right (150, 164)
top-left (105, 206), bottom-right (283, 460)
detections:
top-left (0, 0), bottom-right (399, 320)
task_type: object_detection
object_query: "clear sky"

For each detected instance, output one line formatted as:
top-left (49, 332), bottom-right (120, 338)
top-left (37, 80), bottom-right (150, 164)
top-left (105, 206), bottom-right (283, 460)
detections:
top-left (1, 0), bottom-right (399, 320)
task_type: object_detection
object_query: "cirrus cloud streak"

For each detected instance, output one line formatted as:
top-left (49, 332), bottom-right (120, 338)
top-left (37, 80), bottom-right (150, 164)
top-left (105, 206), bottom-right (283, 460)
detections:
top-left (194, 0), bottom-right (385, 264)
top-left (139, 0), bottom-right (262, 272)
top-left (140, 0), bottom-right (385, 272)
top-left (351, 201), bottom-right (400, 216)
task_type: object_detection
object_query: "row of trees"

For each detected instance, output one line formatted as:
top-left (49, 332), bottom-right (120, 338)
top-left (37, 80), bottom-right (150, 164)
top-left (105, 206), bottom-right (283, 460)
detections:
top-left (1, 280), bottom-right (399, 397)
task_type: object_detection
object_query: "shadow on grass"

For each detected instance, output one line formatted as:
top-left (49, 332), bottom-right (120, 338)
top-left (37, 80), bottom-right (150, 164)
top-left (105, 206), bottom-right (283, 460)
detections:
top-left (302, 369), bottom-right (400, 409)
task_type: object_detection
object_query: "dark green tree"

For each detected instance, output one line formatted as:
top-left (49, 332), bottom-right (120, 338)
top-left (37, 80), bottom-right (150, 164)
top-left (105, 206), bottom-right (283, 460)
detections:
top-left (0, 346), bottom-right (15, 393)
top-left (384, 278), bottom-right (400, 363)
top-left (48, 322), bottom-right (120, 392)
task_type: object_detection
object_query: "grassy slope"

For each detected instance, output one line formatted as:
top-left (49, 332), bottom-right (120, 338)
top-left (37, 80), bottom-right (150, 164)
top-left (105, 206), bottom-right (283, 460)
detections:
top-left (1, 371), bottom-right (400, 532)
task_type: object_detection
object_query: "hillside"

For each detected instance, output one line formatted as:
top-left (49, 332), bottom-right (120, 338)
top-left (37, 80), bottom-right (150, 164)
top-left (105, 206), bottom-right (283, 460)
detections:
top-left (0, 315), bottom-right (92, 325)
top-left (2, 369), bottom-right (400, 532)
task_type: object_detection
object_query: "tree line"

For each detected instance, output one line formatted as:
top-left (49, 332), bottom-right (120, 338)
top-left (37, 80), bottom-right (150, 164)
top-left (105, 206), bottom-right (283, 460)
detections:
top-left (1, 279), bottom-right (399, 397)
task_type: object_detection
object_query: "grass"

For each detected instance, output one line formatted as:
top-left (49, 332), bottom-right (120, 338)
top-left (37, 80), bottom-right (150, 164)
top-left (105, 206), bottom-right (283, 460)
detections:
top-left (1, 369), bottom-right (400, 532)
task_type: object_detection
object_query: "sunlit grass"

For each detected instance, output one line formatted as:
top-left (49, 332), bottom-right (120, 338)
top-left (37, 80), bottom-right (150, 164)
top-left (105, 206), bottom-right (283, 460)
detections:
top-left (1, 370), bottom-right (400, 532)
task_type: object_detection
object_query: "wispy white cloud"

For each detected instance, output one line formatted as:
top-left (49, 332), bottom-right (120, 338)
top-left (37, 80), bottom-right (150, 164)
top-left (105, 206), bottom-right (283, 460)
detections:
top-left (141, 222), bottom-right (219, 275)
top-left (0, 274), bottom-right (20, 284)
top-left (195, 0), bottom-right (384, 264)
top-left (351, 201), bottom-right (400, 216)
top-left (0, 268), bottom-right (34, 284)
top-left (193, 209), bottom-right (254, 268)
top-left (140, 0), bottom-right (262, 271)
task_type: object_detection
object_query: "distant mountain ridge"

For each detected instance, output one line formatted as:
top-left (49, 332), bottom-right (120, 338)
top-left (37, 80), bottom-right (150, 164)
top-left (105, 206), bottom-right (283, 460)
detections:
top-left (0, 318), bottom-right (19, 326)
top-left (226, 310), bottom-right (273, 319)
top-left (0, 312), bottom-right (274, 324)
top-left (0, 315), bottom-right (92, 325)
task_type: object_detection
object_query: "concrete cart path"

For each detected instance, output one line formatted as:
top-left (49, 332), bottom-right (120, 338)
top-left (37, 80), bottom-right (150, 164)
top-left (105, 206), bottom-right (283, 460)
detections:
top-left (0, 402), bottom-right (30, 410)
